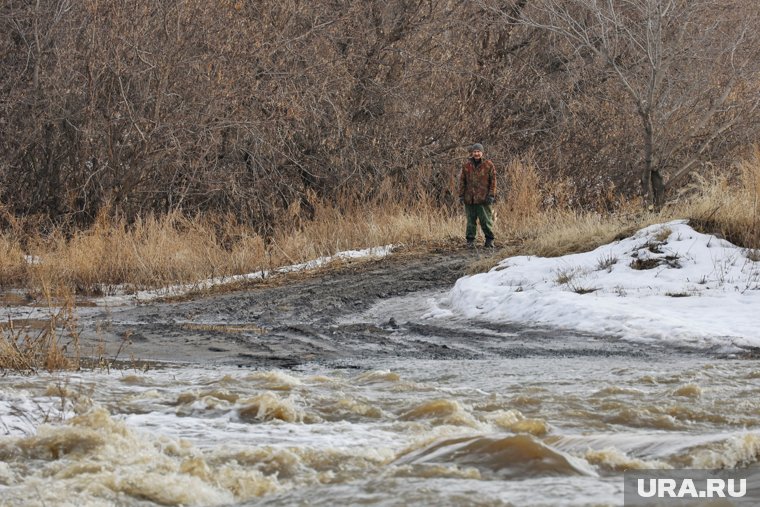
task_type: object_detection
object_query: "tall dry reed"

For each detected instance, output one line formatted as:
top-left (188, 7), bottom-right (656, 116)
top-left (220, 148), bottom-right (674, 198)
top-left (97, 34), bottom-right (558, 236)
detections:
top-left (680, 147), bottom-right (760, 248)
top-left (0, 296), bottom-right (79, 373)
top-left (1, 196), bottom-right (459, 296)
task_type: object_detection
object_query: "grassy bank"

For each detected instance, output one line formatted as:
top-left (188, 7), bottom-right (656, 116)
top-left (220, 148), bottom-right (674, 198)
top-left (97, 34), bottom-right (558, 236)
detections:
top-left (2, 155), bottom-right (760, 296)
top-left (2, 152), bottom-right (759, 372)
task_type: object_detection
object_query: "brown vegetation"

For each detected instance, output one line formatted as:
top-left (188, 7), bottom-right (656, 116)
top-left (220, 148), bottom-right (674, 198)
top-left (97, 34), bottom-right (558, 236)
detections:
top-left (2, 1), bottom-right (759, 231)
top-left (3, 152), bottom-right (760, 372)
top-left (0, 154), bottom-right (757, 295)
top-left (0, 301), bottom-right (79, 372)
top-left (3, 1), bottom-right (760, 372)
top-left (500, 0), bottom-right (760, 207)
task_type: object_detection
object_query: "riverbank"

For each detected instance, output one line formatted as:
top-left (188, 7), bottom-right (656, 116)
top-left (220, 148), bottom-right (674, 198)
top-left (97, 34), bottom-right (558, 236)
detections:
top-left (3, 155), bottom-right (760, 372)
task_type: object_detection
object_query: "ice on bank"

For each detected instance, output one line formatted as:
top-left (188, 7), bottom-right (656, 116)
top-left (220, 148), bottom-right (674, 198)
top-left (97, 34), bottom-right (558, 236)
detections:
top-left (428, 220), bottom-right (760, 350)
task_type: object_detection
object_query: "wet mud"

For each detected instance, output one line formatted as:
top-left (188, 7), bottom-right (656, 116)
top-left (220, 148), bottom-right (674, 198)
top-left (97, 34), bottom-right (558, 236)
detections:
top-left (78, 245), bottom-right (676, 368)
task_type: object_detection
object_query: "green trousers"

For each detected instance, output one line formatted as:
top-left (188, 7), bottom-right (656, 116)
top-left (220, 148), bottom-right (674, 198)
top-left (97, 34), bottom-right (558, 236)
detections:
top-left (465, 203), bottom-right (495, 241)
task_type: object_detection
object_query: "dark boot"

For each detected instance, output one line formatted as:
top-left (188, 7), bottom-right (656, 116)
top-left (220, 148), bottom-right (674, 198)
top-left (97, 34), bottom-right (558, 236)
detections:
top-left (466, 238), bottom-right (475, 248)
top-left (484, 238), bottom-right (494, 248)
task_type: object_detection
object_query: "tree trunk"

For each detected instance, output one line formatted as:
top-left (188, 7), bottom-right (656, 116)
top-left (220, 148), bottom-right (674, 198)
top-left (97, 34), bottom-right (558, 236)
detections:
top-left (639, 108), bottom-right (664, 209)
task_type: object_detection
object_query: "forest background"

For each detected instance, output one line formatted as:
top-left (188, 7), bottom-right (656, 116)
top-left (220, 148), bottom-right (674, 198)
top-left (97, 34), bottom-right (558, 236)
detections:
top-left (2, 0), bottom-right (760, 294)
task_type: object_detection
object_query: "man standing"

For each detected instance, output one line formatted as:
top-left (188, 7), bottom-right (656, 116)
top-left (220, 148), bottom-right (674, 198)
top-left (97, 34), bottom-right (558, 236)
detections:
top-left (459, 143), bottom-right (496, 248)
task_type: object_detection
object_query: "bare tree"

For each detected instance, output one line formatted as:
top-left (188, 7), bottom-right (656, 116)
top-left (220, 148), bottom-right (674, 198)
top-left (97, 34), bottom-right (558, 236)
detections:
top-left (2, 0), bottom-right (758, 232)
top-left (493, 0), bottom-right (760, 207)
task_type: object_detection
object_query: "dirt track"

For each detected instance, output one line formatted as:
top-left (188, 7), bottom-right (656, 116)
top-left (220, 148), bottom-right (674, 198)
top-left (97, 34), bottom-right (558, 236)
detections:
top-left (79, 245), bottom-right (661, 368)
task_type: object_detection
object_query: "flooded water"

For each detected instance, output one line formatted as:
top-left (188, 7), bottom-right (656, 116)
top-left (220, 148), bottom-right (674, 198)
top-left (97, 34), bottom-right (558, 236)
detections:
top-left (2, 254), bottom-right (760, 507)
top-left (2, 354), bottom-right (759, 506)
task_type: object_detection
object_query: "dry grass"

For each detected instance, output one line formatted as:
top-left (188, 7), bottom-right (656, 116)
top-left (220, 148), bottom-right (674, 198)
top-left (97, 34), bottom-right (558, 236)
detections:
top-left (0, 295), bottom-right (80, 373)
top-left (271, 193), bottom-right (460, 266)
top-left (3, 155), bottom-right (760, 296)
top-left (492, 159), bottom-right (644, 255)
top-left (0, 193), bottom-right (462, 298)
top-left (677, 146), bottom-right (760, 248)
top-left (0, 234), bottom-right (27, 287)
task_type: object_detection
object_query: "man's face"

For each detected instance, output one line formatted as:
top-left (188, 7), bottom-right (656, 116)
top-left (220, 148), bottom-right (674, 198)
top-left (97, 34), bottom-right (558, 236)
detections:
top-left (471, 149), bottom-right (483, 160)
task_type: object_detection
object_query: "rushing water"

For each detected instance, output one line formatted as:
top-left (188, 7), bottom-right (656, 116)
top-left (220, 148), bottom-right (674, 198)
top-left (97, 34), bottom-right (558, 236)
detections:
top-left (1, 352), bottom-right (759, 506)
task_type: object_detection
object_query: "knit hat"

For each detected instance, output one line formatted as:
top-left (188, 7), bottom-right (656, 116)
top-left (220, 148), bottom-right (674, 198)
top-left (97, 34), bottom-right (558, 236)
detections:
top-left (470, 143), bottom-right (484, 152)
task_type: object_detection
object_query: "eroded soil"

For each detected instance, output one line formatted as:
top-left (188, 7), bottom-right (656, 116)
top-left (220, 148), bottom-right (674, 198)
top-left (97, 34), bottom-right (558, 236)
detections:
top-left (78, 245), bottom-right (663, 368)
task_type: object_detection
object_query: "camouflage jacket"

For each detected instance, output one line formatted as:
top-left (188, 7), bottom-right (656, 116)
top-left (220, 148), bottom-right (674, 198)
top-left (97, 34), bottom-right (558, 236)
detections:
top-left (459, 158), bottom-right (496, 205)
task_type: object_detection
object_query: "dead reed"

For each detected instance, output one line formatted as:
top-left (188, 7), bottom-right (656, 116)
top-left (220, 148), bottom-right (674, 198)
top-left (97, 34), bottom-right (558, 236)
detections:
top-left (678, 146), bottom-right (760, 248)
top-left (0, 292), bottom-right (80, 373)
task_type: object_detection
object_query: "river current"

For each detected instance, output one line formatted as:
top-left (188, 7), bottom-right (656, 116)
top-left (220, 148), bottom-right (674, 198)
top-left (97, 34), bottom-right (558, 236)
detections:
top-left (2, 283), bottom-right (760, 506)
top-left (2, 352), bottom-right (759, 506)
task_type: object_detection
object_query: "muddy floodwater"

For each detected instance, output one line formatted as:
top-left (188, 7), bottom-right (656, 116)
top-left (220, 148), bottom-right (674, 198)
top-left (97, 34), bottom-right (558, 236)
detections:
top-left (1, 250), bottom-right (759, 506)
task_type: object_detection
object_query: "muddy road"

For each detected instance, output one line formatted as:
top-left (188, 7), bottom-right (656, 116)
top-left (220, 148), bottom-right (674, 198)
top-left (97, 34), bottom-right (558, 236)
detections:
top-left (79, 245), bottom-right (664, 368)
